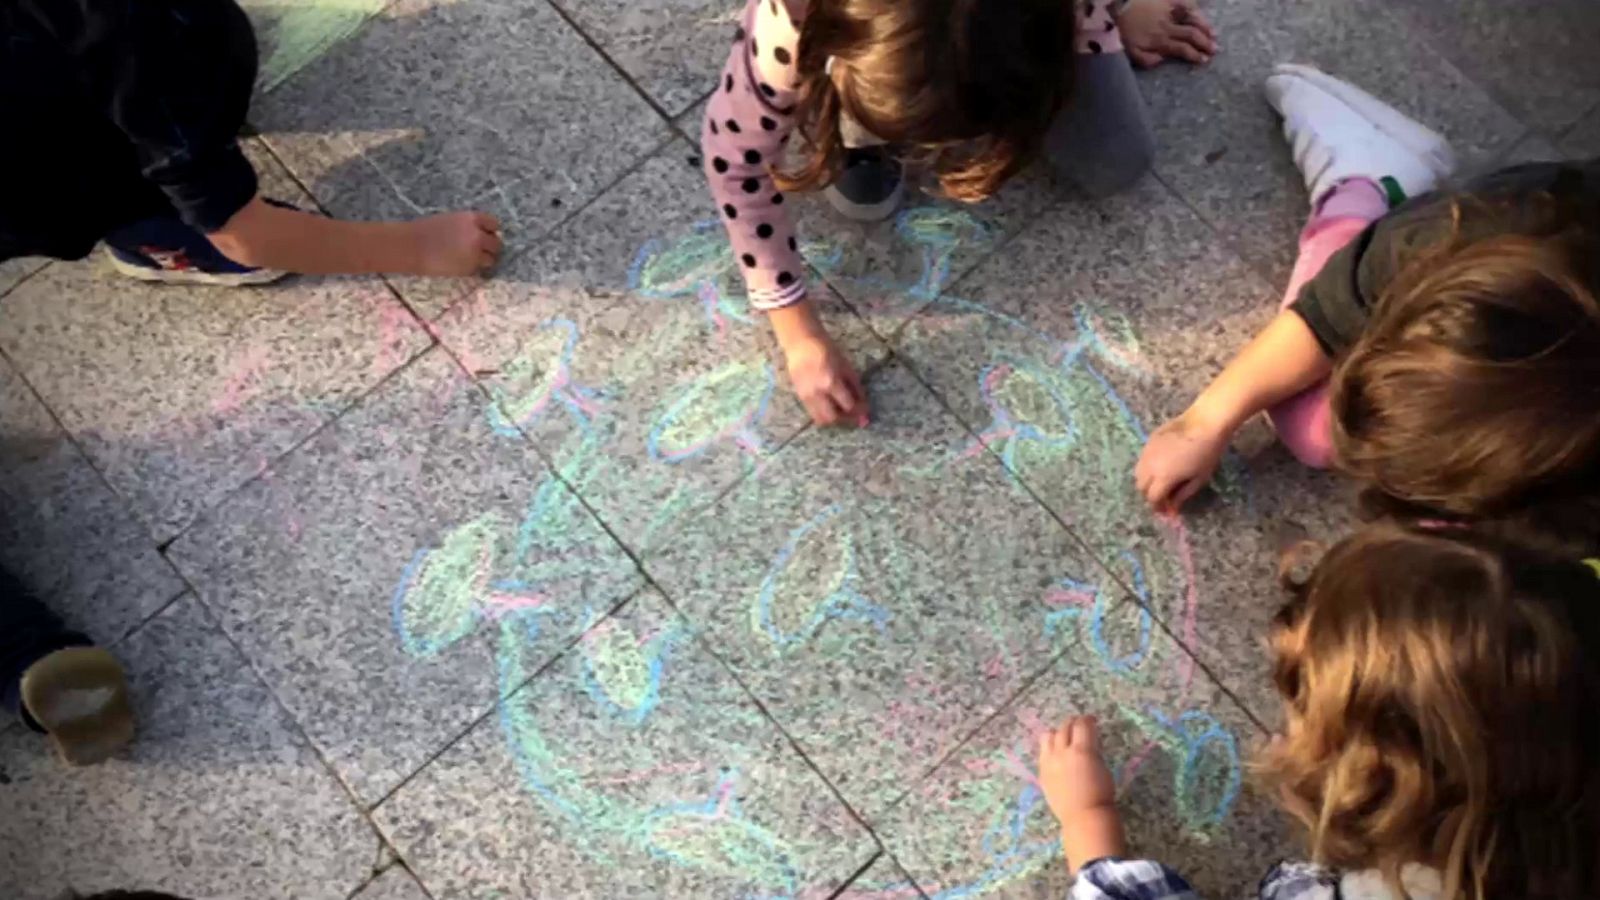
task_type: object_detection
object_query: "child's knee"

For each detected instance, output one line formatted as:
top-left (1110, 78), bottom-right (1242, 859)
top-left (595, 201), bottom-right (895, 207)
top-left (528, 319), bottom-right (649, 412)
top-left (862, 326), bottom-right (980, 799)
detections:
top-left (1281, 432), bottom-right (1334, 469)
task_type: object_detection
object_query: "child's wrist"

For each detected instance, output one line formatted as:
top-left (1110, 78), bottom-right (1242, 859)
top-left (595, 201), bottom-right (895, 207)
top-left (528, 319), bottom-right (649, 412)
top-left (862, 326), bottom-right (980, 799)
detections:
top-left (767, 298), bottom-right (826, 347)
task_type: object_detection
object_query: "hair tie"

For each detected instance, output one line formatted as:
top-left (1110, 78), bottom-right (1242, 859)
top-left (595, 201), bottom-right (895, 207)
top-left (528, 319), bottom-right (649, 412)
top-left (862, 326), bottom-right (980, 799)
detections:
top-left (825, 55), bottom-right (836, 76)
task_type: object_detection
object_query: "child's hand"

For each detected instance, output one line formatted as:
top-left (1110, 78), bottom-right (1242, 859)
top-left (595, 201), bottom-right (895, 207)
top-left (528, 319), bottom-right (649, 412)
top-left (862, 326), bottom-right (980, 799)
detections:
top-left (786, 331), bottom-right (868, 428)
top-left (1134, 410), bottom-right (1229, 512)
top-left (1116, 0), bottom-right (1217, 68)
top-left (411, 211), bottom-right (503, 276)
top-left (1038, 716), bottom-right (1126, 874)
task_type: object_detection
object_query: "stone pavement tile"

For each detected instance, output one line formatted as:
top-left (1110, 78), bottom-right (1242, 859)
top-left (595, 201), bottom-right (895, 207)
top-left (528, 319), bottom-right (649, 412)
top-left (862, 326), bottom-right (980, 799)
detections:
top-left (1384, 0), bottom-right (1600, 139)
top-left (834, 853), bottom-right (923, 899)
top-left (1563, 106), bottom-right (1600, 159)
top-left (1489, 132), bottom-right (1565, 171)
top-left (894, 178), bottom-right (1354, 725)
top-left (254, 0), bottom-right (670, 318)
top-left (0, 354), bottom-right (182, 644)
top-left (879, 646), bottom-right (1297, 899)
top-left (434, 144), bottom-right (886, 557)
top-left (0, 258), bottom-right (47, 299)
top-left (556, 0), bottom-right (741, 117)
top-left (239, 0), bottom-right (391, 96)
top-left (0, 143), bottom-right (431, 539)
top-left (169, 349), bottom-right (640, 805)
top-left (374, 589), bottom-right (877, 899)
top-left (0, 595), bottom-right (375, 900)
top-left (353, 866), bottom-right (432, 900)
top-left (646, 362), bottom-right (1133, 824)
top-left (1139, 0), bottom-right (1524, 283)
top-left (791, 164), bottom-right (1070, 341)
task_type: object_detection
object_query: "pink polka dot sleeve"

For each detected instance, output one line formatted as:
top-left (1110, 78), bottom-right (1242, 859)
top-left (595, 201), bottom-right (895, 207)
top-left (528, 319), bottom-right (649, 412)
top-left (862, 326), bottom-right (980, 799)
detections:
top-left (1075, 0), bottom-right (1127, 55)
top-left (701, 0), bottom-right (810, 311)
top-left (701, 0), bottom-right (1114, 312)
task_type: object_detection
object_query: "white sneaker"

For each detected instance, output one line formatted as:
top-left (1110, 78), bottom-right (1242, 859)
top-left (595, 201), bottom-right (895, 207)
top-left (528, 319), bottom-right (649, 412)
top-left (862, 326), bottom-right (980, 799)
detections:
top-left (1273, 64), bottom-right (1456, 177)
top-left (1264, 67), bottom-right (1456, 206)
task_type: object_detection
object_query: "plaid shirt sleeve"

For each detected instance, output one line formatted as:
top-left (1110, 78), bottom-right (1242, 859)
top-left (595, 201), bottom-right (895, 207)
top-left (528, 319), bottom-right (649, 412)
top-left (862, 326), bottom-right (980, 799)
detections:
top-left (1070, 858), bottom-right (1201, 900)
top-left (1257, 860), bottom-right (1340, 900)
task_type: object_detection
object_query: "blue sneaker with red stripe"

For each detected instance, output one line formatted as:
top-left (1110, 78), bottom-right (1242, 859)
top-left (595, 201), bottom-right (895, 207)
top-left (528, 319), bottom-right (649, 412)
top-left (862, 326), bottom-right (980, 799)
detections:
top-left (103, 210), bottom-right (286, 287)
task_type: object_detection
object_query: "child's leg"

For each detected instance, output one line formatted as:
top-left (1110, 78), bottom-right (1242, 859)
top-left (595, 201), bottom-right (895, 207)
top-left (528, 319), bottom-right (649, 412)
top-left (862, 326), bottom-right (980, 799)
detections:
top-left (1043, 51), bottom-right (1156, 198)
top-left (1266, 178), bottom-right (1388, 468)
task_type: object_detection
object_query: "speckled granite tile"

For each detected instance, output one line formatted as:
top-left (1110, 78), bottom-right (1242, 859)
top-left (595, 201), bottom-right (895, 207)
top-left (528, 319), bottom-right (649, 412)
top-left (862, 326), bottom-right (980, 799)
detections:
top-left (673, 91), bottom-right (713, 146)
top-left (0, 257), bottom-right (47, 299)
top-left (374, 589), bottom-right (876, 899)
top-left (0, 354), bottom-right (182, 643)
top-left (792, 163), bottom-right (1070, 341)
top-left (434, 142), bottom-right (886, 557)
top-left (645, 362), bottom-right (1126, 823)
top-left (895, 177), bottom-right (1354, 727)
top-left (1384, 0), bottom-right (1600, 138)
top-left (352, 865), bottom-right (431, 900)
top-left (168, 348), bottom-right (639, 804)
top-left (0, 595), bottom-right (374, 900)
top-left (835, 853), bottom-right (924, 899)
top-left (556, 0), bottom-right (740, 116)
top-left (254, 0), bottom-right (670, 319)
top-left (1138, 0), bottom-right (1524, 283)
top-left (880, 644), bottom-right (1296, 899)
top-left (1487, 132), bottom-right (1566, 172)
top-left (239, 0), bottom-right (391, 96)
top-left (1562, 105), bottom-right (1600, 159)
top-left (0, 226), bottom-right (430, 540)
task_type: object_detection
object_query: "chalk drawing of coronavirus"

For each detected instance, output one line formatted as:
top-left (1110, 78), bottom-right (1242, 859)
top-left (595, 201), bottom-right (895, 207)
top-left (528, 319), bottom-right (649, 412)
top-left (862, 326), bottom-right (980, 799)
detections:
top-left (390, 204), bottom-right (1247, 898)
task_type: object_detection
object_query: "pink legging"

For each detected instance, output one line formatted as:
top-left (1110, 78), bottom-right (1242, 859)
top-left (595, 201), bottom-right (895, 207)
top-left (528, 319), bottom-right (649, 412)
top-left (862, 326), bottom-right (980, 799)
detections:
top-left (1267, 178), bottom-right (1389, 468)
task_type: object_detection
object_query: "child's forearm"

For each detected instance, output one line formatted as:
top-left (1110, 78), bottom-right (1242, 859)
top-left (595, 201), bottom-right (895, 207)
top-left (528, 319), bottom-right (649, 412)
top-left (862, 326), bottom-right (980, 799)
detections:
top-left (767, 296), bottom-right (825, 348)
top-left (208, 197), bottom-right (422, 275)
top-left (1186, 310), bottom-right (1332, 435)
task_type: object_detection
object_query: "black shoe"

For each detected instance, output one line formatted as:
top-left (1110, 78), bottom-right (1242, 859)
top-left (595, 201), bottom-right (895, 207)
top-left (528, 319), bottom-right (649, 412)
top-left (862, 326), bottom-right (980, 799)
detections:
top-left (824, 147), bottom-right (905, 222)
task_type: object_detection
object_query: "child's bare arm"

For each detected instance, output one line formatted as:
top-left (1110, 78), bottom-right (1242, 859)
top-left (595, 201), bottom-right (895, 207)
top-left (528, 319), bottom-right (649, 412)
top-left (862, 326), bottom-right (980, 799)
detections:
top-left (1135, 310), bottom-right (1331, 510)
top-left (207, 195), bottom-right (501, 277)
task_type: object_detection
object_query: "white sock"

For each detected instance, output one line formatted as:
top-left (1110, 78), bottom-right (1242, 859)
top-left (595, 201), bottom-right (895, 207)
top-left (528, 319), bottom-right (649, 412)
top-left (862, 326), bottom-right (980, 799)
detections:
top-left (1264, 68), bottom-right (1454, 206)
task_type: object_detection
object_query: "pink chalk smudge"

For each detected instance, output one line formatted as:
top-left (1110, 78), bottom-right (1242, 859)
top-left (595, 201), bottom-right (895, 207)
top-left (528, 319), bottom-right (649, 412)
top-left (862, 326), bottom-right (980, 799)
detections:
top-left (1042, 587), bottom-right (1094, 608)
top-left (589, 760), bottom-right (708, 787)
top-left (1118, 737), bottom-right (1161, 792)
top-left (1000, 744), bottom-right (1041, 789)
top-left (1157, 511), bottom-right (1201, 695)
top-left (212, 345), bottom-right (272, 416)
top-left (483, 593), bottom-right (549, 618)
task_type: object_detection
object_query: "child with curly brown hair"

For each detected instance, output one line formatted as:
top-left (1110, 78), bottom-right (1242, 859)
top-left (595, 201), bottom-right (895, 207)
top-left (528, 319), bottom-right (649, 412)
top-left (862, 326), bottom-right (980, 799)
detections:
top-left (1134, 66), bottom-right (1600, 525)
top-left (1038, 522), bottom-right (1600, 900)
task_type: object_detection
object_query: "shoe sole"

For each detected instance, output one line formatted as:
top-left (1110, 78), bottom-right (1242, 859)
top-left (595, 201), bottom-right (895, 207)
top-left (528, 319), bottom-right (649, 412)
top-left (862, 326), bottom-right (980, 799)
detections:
top-left (105, 248), bottom-right (287, 287)
top-left (1268, 64), bottom-right (1455, 178)
top-left (20, 647), bottom-right (135, 766)
top-left (1264, 72), bottom-right (1455, 200)
top-left (823, 177), bottom-right (906, 223)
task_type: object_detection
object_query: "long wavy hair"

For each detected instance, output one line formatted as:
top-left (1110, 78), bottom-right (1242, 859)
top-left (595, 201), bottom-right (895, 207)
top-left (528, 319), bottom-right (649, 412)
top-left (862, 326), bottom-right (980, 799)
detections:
top-left (1257, 523), bottom-right (1600, 900)
top-left (775, 0), bottom-right (1074, 202)
top-left (1329, 182), bottom-right (1600, 523)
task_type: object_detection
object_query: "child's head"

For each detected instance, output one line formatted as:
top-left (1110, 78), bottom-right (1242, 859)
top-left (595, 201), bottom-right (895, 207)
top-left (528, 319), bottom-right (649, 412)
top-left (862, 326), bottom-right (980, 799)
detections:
top-left (1258, 523), bottom-right (1600, 899)
top-left (778, 0), bottom-right (1074, 201)
top-left (1330, 194), bottom-right (1600, 522)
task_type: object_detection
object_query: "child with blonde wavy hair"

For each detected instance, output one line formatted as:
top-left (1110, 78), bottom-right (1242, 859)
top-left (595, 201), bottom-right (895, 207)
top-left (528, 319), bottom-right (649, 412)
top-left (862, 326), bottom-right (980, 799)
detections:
top-left (1038, 522), bottom-right (1600, 900)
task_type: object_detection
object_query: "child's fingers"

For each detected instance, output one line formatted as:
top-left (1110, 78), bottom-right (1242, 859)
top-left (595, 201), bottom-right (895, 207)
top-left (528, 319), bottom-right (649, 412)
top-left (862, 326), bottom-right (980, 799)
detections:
top-left (1170, 476), bottom-right (1206, 511)
top-left (1160, 31), bottom-right (1211, 64)
top-left (1068, 715), bottom-right (1101, 750)
top-left (1176, 0), bottom-right (1216, 38)
top-left (474, 212), bottom-right (502, 234)
top-left (1127, 46), bottom-right (1163, 69)
top-left (1172, 21), bottom-right (1217, 54)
